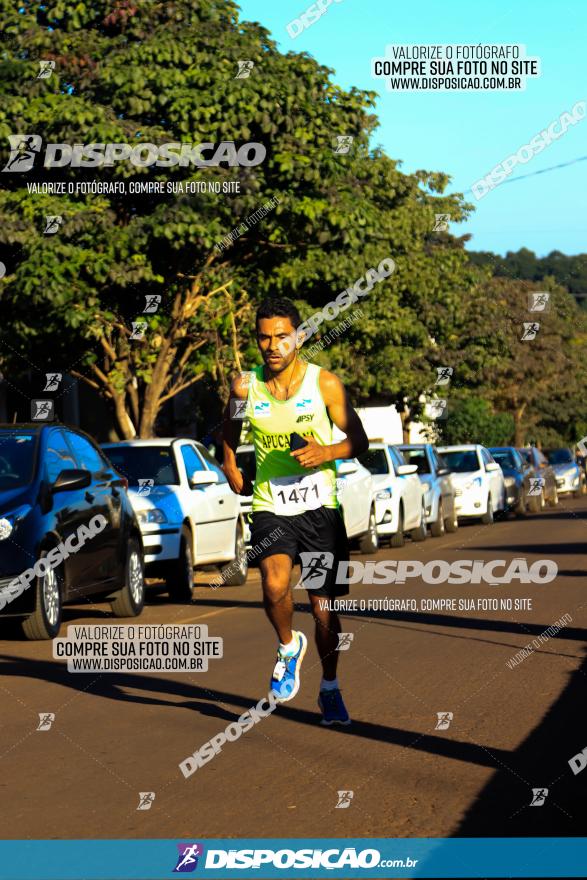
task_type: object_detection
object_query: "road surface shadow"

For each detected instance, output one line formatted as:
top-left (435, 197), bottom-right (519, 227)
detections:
top-left (452, 647), bottom-right (587, 837)
top-left (0, 653), bottom-right (512, 770)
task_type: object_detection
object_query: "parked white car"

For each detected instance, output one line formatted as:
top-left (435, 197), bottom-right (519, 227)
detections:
top-left (358, 443), bottom-right (427, 546)
top-left (102, 439), bottom-right (248, 600)
top-left (336, 457), bottom-right (379, 553)
top-left (235, 445), bottom-right (379, 554)
top-left (438, 444), bottom-right (506, 524)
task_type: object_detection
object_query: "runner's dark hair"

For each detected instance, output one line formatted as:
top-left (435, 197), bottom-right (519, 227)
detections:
top-left (256, 296), bottom-right (301, 331)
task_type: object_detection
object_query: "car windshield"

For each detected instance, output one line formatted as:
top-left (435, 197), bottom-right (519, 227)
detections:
top-left (490, 450), bottom-right (516, 469)
top-left (0, 430), bottom-right (38, 490)
top-left (546, 448), bottom-right (573, 465)
top-left (359, 448), bottom-right (388, 475)
top-left (236, 449), bottom-right (256, 483)
top-left (440, 450), bottom-right (479, 472)
top-left (103, 446), bottom-right (179, 486)
top-left (399, 448), bottom-right (430, 474)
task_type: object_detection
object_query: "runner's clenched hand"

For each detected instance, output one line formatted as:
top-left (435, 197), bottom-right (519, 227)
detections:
top-left (291, 436), bottom-right (331, 468)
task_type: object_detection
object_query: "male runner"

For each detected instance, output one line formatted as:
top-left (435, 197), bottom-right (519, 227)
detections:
top-left (222, 297), bottom-right (368, 725)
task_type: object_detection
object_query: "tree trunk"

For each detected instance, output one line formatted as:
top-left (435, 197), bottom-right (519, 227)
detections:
top-left (400, 407), bottom-right (411, 443)
top-left (513, 404), bottom-right (526, 447)
top-left (112, 391), bottom-right (137, 439)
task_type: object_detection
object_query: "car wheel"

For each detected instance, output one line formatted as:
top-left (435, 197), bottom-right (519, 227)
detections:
top-left (390, 505), bottom-right (405, 548)
top-left (411, 502), bottom-right (427, 542)
top-left (166, 525), bottom-right (194, 602)
top-left (221, 525), bottom-right (249, 585)
top-left (481, 497), bottom-right (494, 525)
top-left (430, 500), bottom-right (445, 537)
top-left (110, 537), bottom-right (145, 616)
top-left (358, 506), bottom-right (379, 554)
top-left (444, 502), bottom-right (459, 532)
top-left (22, 551), bottom-right (63, 641)
top-left (547, 485), bottom-right (559, 507)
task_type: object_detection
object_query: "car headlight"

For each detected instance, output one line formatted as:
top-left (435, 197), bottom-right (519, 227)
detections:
top-left (504, 476), bottom-right (516, 488)
top-left (465, 476), bottom-right (483, 490)
top-left (0, 505), bottom-right (32, 541)
top-left (135, 508), bottom-right (168, 524)
top-left (376, 487), bottom-right (392, 499)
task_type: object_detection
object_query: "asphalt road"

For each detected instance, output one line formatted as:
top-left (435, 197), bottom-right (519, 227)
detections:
top-left (1, 497), bottom-right (586, 842)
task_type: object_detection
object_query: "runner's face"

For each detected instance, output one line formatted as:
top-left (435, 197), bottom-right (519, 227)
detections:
top-left (257, 316), bottom-right (298, 372)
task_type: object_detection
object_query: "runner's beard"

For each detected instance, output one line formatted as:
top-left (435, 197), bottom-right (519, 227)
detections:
top-left (263, 347), bottom-right (298, 377)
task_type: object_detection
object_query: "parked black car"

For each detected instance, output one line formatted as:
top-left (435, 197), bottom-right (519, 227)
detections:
top-left (489, 446), bottom-right (536, 515)
top-left (0, 424), bottom-right (144, 640)
top-left (518, 446), bottom-right (559, 509)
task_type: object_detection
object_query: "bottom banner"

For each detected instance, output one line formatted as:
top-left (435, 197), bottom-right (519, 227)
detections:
top-left (0, 838), bottom-right (586, 879)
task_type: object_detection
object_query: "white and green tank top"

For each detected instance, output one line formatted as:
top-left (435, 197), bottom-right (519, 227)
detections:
top-left (245, 362), bottom-right (338, 515)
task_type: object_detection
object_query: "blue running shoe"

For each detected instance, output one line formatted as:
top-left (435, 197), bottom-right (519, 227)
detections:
top-left (318, 688), bottom-right (351, 725)
top-left (270, 631), bottom-right (307, 703)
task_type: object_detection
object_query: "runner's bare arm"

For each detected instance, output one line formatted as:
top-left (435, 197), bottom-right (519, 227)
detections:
top-left (222, 374), bottom-right (254, 495)
top-left (291, 370), bottom-right (368, 469)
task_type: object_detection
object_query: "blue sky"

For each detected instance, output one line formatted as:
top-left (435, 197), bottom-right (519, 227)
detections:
top-left (238, 0), bottom-right (586, 256)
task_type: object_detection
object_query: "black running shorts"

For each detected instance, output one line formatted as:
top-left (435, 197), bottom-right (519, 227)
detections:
top-left (250, 506), bottom-right (350, 597)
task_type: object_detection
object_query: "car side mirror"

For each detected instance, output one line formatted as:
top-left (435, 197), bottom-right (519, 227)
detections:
top-left (485, 462), bottom-right (500, 473)
top-left (190, 469), bottom-right (219, 487)
top-left (337, 460), bottom-right (358, 476)
top-left (52, 468), bottom-right (91, 493)
top-left (397, 464), bottom-right (418, 476)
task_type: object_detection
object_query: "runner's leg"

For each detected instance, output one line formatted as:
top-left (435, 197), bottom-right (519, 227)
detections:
top-left (308, 592), bottom-right (341, 680)
top-left (260, 553), bottom-right (294, 644)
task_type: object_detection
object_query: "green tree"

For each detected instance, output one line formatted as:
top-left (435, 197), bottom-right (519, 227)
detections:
top-left (0, 0), bottom-right (473, 437)
top-left (436, 397), bottom-right (514, 446)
